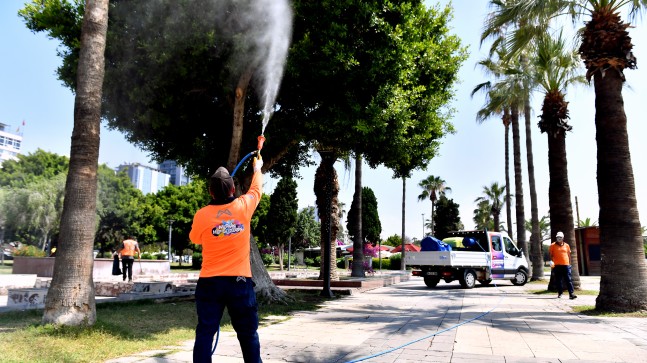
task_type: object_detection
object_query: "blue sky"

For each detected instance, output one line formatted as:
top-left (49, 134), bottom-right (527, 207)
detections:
top-left (1, 1), bottom-right (645, 241)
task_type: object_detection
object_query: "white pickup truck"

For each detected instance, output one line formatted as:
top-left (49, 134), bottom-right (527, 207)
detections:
top-left (404, 230), bottom-right (529, 288)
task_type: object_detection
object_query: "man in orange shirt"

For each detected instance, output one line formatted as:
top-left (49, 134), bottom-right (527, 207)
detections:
top-left (190, 156), bottom-right (263, 363)
top-left (118, 236), bottom-right (140, 282)
top-left (549, 231), bottom-right (577, 300)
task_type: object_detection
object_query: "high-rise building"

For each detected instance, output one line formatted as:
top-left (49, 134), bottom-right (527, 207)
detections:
top-left (158, 160), bottom-right (192, 186)
top-left (0, 122), bottom-right (23, 166)
top-left (117, 163), bottom-right (170, 194)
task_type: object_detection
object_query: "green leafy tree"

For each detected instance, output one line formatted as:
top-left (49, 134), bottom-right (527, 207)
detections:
top-left (154, 180), bottom-right (210, 263)
top-left (20, 0), bottom-right (465, 298)
top-left (383, 234), bottom-right (402, 248)
top-left (488, 0), bottom-right (647, 312)
top-left (0, 149), bottom-right (69, 187)
top-left (347, 187), bottom-right (382, 246)
top-left (433, 195), bottom-right (463, 240)
top-left (2, 174), bottom-right (66, 250)
top-left (266, 177), bottom-right (298, 270)
top-left (251, 194), bottom-right (271, 249)
top-left (417, 175), bottom-right (451, 236)
top-left (293, 206), bottom-right (320, 250)
top-left (94, 166), bottom-right (144, 254)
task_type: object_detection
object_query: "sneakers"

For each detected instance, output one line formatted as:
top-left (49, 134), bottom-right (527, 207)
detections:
top-left (557, 293), bottom-right (562, 298)
top-left (569, 294), bottom-right (577, 300)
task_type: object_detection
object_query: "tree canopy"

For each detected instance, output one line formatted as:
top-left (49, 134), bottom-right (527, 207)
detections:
top-left (20, 0), bottom-right (467, 182)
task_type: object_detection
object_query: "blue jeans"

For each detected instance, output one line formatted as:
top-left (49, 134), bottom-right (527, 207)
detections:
top-left (554, 265), bottom-right (575, 295)
top-left (193, 276), bottom-right (261, 363)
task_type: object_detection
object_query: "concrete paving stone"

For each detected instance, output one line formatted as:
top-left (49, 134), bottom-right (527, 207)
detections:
top-left (449, 352), bottom-right (506, 362)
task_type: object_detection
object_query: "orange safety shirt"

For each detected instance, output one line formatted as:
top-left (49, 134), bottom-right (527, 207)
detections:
top-left (121, 239), bottom-right (138, 257)
top-left (549, 241), bottom-right (571, 266)
top-left (189, 171), bottom-right (262, 278)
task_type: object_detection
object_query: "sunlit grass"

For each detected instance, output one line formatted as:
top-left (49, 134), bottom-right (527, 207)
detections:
top-left (572, 305), bottom-right (647, 318)
top-left (0, 260), bottom-right (13, 274)
top-left (529, 289), bottom-right (598, 296)
top-left (0, 290), bottom-right (338, 362)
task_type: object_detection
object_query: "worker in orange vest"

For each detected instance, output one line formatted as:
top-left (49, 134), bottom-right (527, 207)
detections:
top-left (190, 156), bottom-right (263, 363)
top-left (118, 236), bottom-right (140, 282)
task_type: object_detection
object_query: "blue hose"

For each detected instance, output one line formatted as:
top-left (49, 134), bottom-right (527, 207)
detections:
top-left (231, 151), bottom-right (257, 177)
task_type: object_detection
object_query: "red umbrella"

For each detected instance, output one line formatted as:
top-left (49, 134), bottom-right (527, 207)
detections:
top-left (346, 245), bottom-right (391, 253)
top-left (391, 244), bottom-right (421, 253)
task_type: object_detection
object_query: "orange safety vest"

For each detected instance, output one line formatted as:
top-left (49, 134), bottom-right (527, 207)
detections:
top-left (189, 171), bottom-right (262, 278)
top-left (121, 239), bottom-right (138, 257)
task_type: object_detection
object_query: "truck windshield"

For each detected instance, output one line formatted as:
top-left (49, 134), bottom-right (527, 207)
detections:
top-left (503, 237), bottom-right (520, 256)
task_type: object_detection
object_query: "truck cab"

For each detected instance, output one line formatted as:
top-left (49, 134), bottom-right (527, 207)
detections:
top-left (405, 230), bottom-right (529, 288)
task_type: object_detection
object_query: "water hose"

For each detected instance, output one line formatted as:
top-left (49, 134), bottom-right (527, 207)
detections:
top-left (230, 135), bottom-right (266, 177)
top-left (230, 151), bottom-right (257, 177)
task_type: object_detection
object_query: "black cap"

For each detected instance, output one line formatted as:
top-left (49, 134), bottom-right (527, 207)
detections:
top-left (210, 167), bottom-right (234, 202)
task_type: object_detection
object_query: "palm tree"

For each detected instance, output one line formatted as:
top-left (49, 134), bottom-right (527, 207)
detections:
top-left (473, 200), bottom-right (500, 231)
top-left (535, 31), bottom-right (586, 283)
top-left (314, 149), bottom-right (341, 282)
top-left (417, 175), bottom-right (451, 236)
top-left (482, 0), bottom-right (540, 274)
top-left (489, 0), bottom-right (647, 312)
top-left (42, 0), bottom-right (109, 325)
top-left (475, 182), bottom-right (506, 232)
top-left (472, 46), bottom-right (528, 260)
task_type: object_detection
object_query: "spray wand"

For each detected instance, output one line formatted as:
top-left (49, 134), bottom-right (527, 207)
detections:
top-left (230, 135), bottom-right (265, 177)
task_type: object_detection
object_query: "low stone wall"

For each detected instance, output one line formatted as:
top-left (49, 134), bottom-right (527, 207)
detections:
top-left (0, 274), bottom-right (38, 295)
top-left (12, 257), bottom-right (171, 278)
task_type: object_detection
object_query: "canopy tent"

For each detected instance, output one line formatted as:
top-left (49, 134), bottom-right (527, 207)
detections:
top-left (391, 243), bottom-right (421, 253)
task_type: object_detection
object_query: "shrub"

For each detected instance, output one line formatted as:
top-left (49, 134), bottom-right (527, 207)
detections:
top-left (261, 253), bottom-right (274, 266)
top-left (336, 258), bottom-right (345, 269)
top-left (154, 253), bottom-right (166, 260)
top-left (389, 254), bottom-right (402, 270)
top-left (13, 245), bottom-right (46, 257)
top-left (192, 252), bottom-right (202, 270)
top-left (314, 256), bottom-right (321, 267)
top-left (140, 252), bottom-right (153, 260)
top-left (282, 253), bottom-right (296, 268)
top-left (304, 257), bottom-right (315, 267)
top-left (371, 258), bottom-right (390, 270)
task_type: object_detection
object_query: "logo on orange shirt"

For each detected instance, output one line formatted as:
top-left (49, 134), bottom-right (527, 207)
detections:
top-left (212, 220), bottom-right (244, 236)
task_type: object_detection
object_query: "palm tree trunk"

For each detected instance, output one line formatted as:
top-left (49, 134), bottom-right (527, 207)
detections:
top-left (504, 111), bottom-right (513, 239)
top-left (547, 129), bottom-right (580, 289)
top-left (594, 71), bottom-right (647, 311)
top-left (43, 0), bottom-right (109, 325)
top-left (511, 108), bottom-right (528, 262)
top-left (351, 154), bottom-right (364, 277)
top-left (315, 151), bottom-right (340, 281)
top-left (401, 177), bottom-right (407, 270)
top-left (525, 102), bottom-right (543, 279)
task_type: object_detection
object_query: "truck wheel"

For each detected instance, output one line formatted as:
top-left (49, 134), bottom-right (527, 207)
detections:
top-left (479, 279), bottom-right (492, 286)
top-left (424, 276), bottom-right (440, 288)
top-left (459, 270), bottom-right (476, 289)
top-left (511, 269), bottom-right (528, 286)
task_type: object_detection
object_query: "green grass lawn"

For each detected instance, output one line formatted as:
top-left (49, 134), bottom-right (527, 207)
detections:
top-left (0, 260), bottom-right (13, 274)
top-left (0, 290), bottom-right (338, 363)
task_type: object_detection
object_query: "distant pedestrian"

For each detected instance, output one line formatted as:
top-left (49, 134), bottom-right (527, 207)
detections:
top-left (189, 155), bottom-right (263, 363)
top-left (117, 236), bottom-right (140, 282)
top-left (549, 231), bottom-right (577, 299)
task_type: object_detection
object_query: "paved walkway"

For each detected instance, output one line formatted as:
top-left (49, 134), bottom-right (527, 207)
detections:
top-left (105, 275), bottom-right (647, 363)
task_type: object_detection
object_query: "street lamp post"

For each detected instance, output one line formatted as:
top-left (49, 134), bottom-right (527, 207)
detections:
top-left (168, 219), bottom-right (175, 262)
